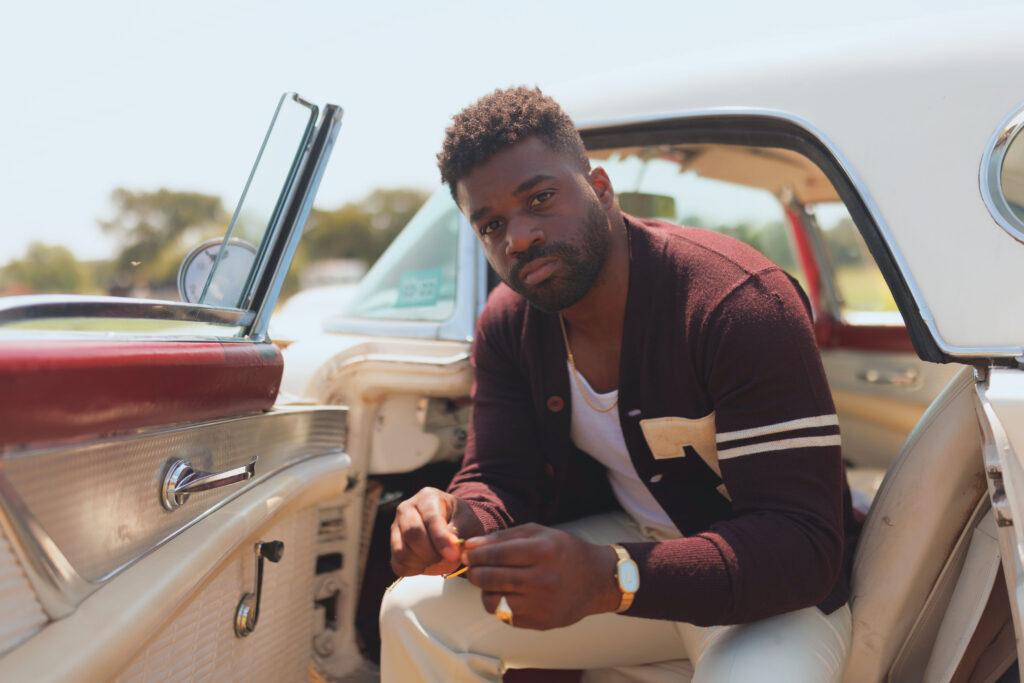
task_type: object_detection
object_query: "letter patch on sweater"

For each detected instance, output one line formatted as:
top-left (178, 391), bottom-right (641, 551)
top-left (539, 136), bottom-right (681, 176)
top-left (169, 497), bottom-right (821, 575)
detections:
top-left (639, 413), bottom-right (718, 469)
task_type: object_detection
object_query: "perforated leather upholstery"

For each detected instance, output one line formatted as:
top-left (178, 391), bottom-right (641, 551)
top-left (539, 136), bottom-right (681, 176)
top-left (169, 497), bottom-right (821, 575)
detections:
top-left (843, 367), bottom-right (987, 682)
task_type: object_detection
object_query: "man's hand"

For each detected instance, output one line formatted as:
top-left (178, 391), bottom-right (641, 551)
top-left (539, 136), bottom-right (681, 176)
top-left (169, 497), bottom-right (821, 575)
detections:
top-left (390, 487), bottom-right (484, 577)
top-left (462, 523), bottom-right (622, 630)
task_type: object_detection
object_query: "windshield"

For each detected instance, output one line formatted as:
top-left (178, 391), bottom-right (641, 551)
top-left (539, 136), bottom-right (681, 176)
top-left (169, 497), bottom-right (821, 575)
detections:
top-left (340, 190), bottom-right (461, 323)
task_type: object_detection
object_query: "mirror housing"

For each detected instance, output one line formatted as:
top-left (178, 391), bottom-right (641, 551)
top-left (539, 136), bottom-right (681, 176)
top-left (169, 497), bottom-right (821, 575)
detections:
top-left (177, 239), bottom-right (257, 307)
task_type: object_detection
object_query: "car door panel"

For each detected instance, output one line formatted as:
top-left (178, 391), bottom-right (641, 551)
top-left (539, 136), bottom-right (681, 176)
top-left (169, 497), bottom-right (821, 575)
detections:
top-left (821, 348), bottom-right (962, 468)
top-left (0, 451), bottom-right (349, 682)
top-left (0, 406), bottom-right (344, 594)
top-left (0, 525), bottom-right (47, 655)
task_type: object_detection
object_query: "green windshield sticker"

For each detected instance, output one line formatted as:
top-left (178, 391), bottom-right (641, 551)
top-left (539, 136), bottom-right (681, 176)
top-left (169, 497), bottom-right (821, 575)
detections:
top-left (395, 268), bottom-right (442, 307)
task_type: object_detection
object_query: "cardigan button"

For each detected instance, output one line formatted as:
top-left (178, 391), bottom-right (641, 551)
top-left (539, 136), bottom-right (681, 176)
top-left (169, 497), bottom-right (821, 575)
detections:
top-left (546, 395), bottom-right (565, 412)
top-left (649, 473), bottom-right (664, 484)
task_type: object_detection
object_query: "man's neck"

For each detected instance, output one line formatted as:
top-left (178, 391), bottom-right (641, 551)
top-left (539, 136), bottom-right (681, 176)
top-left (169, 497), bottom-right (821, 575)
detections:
top-left (561, 212), bottom-right (629, 341)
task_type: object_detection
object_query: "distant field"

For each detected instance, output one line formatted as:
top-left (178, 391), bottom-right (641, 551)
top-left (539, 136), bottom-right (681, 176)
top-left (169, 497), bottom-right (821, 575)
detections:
top-left (835, 266), bottom-right (897, 312)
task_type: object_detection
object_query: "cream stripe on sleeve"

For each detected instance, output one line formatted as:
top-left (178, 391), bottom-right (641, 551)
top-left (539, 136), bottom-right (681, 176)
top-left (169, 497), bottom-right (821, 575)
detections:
top-left (718, 434), bottom-right (842, 460)
top-left (715, 414), bottom-right (839, 444)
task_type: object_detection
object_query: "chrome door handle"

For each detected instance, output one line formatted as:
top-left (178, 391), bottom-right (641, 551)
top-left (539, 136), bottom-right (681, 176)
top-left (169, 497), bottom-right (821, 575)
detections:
top-left (161, 458), bottom-right (257, 510)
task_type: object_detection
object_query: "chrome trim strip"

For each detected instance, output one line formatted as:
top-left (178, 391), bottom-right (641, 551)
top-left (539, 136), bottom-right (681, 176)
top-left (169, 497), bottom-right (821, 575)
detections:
top-left (980, 102), bottom-right (1024, 246)
top-left (578, 107), bottom-right (1022, 360)
top-left (0, 295), bottom-right (252, 327)
top-left (0, 407), bottom-right (348, 619)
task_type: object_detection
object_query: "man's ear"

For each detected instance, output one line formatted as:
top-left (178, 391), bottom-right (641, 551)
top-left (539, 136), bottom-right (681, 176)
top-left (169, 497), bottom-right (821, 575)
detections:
top-left (588, 166), bottom-right (615, 209)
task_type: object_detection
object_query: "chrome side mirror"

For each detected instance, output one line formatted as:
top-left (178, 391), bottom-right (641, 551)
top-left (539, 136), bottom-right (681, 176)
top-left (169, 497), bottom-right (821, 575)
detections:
top-left (177, 238), bottom-right (257, 307)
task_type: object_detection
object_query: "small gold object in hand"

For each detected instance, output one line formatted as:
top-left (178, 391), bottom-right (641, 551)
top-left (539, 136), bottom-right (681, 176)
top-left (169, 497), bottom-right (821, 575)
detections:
top-left (495, 595), bottom-right (514, 625)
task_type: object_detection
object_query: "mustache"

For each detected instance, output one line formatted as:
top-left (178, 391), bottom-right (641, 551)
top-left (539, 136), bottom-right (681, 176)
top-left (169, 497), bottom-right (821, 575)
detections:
top-left (510, 242), bottom-right (578, 282)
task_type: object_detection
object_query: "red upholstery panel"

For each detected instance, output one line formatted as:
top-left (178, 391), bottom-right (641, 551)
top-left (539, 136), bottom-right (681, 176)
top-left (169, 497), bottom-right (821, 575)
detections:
top-left (815, 314), bottom-right (915, 353)
top-left (0, 341), bottom-right (283, 449)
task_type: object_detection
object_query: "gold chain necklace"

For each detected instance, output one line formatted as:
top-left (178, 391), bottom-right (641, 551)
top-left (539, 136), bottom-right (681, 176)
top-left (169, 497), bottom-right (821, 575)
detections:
top-left (558, 314), bottom-right (619, 413)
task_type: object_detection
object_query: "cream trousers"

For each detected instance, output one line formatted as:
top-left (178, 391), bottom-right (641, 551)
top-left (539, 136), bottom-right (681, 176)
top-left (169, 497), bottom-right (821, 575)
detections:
top-left (379, 512), bottom-right (851, 683)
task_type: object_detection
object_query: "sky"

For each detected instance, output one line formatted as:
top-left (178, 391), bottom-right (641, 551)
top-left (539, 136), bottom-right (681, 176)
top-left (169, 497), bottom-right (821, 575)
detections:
top-left (1, 0), bottom-right (1010, 264)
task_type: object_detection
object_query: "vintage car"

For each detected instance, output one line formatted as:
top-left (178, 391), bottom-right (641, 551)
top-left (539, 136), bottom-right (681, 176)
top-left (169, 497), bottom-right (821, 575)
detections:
top-left (2, 10), bottom-right (1024, 682)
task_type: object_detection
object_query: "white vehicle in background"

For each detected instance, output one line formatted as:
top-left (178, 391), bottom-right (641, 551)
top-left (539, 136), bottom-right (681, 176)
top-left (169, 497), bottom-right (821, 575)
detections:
top-left (1, 10), bottom-right (1024, 683)
top-left (270, 284), bottom-right (358, 343)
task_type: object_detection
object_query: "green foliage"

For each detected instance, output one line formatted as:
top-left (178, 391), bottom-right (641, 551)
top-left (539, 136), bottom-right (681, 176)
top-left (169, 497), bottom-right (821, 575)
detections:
top-left (282, 187), bottom-right (429, 299)
top-left (821, 217), bottom-right (865, 267)
top-left (1, 186), bottom-right (428, 300)
top-left (301, 188), bottom-right (429, 263)
top-left (0, 242), bottom-right (83, 294)
top-left (99, 188), bottom-right (228, 293)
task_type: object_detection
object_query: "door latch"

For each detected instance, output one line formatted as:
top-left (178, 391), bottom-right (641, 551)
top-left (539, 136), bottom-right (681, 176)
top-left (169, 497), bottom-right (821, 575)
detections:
top-left (235, 540), bottom-right (285, 637)
top-left (161, 458), bottom-right (256, 511)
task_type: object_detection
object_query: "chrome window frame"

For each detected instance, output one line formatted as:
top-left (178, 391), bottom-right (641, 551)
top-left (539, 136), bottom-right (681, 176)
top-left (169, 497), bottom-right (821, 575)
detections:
top-left (0, 295), bottom-right (252, 328)
top-left (980, 102), bottom-right (1024, 246)
top-left (577, 107), bottom-right (1021, 364)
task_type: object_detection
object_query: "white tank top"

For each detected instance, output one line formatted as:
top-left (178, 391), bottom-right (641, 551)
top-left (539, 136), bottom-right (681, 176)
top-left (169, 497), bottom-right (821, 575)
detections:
top-left (566, 362), bottom-right (680, 537)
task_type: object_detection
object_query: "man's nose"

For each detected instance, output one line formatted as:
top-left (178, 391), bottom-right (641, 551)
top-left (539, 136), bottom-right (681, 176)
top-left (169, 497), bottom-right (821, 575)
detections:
top-left (504, 218), bottom-right (543, 258)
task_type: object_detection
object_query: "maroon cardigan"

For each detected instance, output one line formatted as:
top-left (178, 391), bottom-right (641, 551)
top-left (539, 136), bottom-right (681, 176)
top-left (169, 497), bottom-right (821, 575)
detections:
top-left (448, 215), bottom-right (856, 626)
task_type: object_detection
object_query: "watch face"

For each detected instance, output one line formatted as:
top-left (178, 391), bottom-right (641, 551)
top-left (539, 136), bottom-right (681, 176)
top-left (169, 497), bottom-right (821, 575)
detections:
top-left (618, 560), bottom-right (640, 593)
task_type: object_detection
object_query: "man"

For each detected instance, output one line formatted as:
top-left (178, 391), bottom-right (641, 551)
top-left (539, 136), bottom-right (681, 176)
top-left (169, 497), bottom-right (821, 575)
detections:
top-left (380, 86), bottom-right (856, 682)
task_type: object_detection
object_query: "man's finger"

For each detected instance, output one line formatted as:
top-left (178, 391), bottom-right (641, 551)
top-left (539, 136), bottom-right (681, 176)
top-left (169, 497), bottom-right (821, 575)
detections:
top-left (416, 497), bottom-right (460, 562)
top-left (395, 506), bottom-right (441, 567)
top-left (463, 523), bottom-right (542, 550)
top-left (467, 566), bottom-right (532, 593)
top-left (390, 522), bottom-right (425, 576)
top-left (465, 538), bottom-right (543, 568)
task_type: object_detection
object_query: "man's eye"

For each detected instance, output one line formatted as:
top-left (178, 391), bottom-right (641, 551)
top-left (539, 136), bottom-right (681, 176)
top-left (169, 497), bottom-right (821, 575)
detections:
top-left (530, 191), bottom-right (555, 208)
top-left (480, 219), bottom-right (503, 236)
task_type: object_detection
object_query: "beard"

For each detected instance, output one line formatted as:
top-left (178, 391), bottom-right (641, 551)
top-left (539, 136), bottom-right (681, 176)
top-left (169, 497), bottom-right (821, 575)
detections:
top-left (504, 201), bottom-right (611, 313)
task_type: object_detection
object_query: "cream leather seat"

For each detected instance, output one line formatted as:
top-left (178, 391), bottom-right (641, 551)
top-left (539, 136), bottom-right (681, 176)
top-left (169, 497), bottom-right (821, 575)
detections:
top-left (843, 367), bottom-right (988, 682)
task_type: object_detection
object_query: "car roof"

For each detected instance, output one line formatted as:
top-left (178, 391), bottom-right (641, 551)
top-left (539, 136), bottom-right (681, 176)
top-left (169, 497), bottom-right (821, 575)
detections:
top-left (553, 8), bottom-right (1024, 360)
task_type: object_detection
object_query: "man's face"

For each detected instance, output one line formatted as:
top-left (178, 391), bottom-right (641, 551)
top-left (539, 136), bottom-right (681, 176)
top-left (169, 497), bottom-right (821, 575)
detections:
top-left (455, 137), bottom-right (613, 313)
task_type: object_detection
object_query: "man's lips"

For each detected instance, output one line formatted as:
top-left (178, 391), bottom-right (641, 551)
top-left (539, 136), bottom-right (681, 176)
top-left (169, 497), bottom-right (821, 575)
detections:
top-left (517, 256), bottom-right (559, 286)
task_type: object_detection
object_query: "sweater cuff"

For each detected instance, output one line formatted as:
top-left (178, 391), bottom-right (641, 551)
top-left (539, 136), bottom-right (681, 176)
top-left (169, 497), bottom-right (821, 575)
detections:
top-left (619, 535), bottom-right (737, 626)
top-left (461, 498), bottom-right (511, 536)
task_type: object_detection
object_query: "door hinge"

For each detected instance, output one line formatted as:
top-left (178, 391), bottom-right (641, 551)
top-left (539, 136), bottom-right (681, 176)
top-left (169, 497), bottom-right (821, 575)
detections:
top-left (986, 463), bottom-right (1014, 527)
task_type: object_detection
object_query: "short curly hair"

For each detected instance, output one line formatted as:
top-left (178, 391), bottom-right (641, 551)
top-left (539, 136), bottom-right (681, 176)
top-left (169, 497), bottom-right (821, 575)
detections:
top-left (437, 86), bottom-right (590, 202)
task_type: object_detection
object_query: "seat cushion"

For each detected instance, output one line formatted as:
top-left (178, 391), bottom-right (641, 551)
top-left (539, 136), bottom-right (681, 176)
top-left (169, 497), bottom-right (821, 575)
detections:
top-left (843, 367), bottom-right (987, 682)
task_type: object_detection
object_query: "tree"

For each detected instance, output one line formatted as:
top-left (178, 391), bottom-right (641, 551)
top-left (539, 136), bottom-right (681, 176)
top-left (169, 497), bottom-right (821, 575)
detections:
top-left (302, 188), bottom-right (429, 265)
top-left (99, 188), bottom-right (228, 293)
top-left (278, 187), bottom-right (428, 300)
top-left (0, 242), bottom-right (83, 294)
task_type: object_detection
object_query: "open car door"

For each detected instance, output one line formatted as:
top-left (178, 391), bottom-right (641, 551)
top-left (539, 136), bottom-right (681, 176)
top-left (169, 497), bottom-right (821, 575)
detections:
top-left (0, 94), bottom-right (359, 681)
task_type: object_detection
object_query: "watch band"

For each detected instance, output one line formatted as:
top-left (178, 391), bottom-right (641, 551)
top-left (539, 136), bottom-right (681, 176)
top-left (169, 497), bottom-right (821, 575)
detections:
top-left (610, 544), bottom-right (635, 613)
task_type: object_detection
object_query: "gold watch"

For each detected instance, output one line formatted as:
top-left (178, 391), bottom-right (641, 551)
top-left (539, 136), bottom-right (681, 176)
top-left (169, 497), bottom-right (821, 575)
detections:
top-left (610, 544), bottom-right (639, 613)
